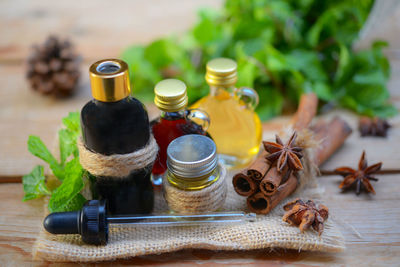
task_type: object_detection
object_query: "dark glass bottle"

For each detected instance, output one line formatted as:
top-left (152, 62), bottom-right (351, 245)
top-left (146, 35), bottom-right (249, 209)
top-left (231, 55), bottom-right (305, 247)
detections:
top-left (81, 59), bottom-right (153, 215)
top-left (151, 79), bottom-right (210, 186)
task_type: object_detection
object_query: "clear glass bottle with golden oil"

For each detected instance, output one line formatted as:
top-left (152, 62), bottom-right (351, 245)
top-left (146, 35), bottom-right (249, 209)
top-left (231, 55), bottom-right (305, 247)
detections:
top-left (191, 58), bottom-right (262, 168)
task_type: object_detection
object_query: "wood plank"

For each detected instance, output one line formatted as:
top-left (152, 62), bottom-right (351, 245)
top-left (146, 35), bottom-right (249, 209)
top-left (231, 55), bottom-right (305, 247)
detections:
top-left (1, 173), bottom-right (399, 266)
top-left (0, 0), bottom-right (222, 63)
top-left (0, 64), bottom-right (90, 177)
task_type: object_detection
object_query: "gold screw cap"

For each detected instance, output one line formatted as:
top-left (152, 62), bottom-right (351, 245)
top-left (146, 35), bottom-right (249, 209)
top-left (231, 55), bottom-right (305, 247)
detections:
top-left (89, 59), bottom-right (131, 102)
top-left (154, 79), bottom-right (188, 112)
top-left (205, 58), bottom-right (237, 87)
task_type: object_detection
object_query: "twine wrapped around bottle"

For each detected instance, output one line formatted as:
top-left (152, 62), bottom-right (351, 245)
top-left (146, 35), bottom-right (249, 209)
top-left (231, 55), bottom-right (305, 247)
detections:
top-left (163, 164), bottom-right (228, 213)
top-left (77, 134), bottom-right (159, 178)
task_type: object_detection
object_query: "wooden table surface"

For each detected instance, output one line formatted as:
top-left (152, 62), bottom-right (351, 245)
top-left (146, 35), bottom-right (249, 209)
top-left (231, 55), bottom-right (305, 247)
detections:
top-left (1, 1), bottom-right (400, 266)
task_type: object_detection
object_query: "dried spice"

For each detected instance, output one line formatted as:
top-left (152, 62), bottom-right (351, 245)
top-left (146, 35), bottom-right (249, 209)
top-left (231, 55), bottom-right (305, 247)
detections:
top-left (359, 116), bottom-right (391, 137)
top-left (26, 35), bottom-right (80, 97)
top-left (335, 151), bottom-right (381, 195)
top-left (263, 132), bottom-right (303, 173)
top-left (246, 151), bottom-right (270, 181)
top-left (282, 199), bottom-right (329, 236)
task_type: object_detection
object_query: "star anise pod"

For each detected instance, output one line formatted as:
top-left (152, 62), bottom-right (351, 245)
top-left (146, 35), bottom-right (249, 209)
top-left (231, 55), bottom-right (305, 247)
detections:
top-left (335, 151), bottom-right (381, 195)
top-left (263, 132), bottom-right (303, 173)
top-left (359, 116), bottom-right (391, 137)
top-left (282, 199), bottom-right (329, 236)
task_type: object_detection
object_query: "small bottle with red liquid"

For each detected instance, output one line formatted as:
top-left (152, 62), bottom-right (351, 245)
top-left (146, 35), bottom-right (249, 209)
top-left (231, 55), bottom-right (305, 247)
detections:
top-left (151, 79), bottom-right (210, 186)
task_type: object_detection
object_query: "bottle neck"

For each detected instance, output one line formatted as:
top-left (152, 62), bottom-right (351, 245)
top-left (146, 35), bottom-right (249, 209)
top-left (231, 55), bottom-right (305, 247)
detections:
top-left (160, 110), bottom-right (186, 120)
top-left (209, 85), bottom-right (236, 96)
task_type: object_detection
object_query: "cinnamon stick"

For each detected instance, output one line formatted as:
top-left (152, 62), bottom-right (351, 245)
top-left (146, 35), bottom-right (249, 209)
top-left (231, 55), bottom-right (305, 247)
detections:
top-left (256, 94), bottom-right (318, 197)
top-left (232, 171), bottom-right (257, 197)
top-left (259, 166), bottom-right (283, 196)
top-left (247, 173), bottom-right (298, 214)
top-left (252, 118), bottom-right (351, 213)
top-left (291, 93), bottom-right (318, 131)
top-left (266, 173), bottom-right (298, 213)
top-left (247, 150), bottom-right (270, 181)
top-left (246, 191), bottom-right (269, 214)
top-left (313, 116), bottom-right (352, 166)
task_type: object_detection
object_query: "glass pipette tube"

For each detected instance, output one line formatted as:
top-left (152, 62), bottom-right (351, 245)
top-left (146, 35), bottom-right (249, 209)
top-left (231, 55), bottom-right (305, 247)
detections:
top-left (108, 211), bottom-right (256, 228)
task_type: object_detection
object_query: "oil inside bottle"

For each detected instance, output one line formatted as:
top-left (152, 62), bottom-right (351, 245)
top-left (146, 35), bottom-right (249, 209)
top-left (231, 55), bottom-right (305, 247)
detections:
top-left (191, 87), bottom-right (262, 168)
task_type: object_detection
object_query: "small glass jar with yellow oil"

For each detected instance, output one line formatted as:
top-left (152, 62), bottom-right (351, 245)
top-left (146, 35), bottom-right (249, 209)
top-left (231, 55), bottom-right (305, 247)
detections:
top-left (163, 134), bottom-right (227, 213)
top-left (191, 58), bottom-right (262, 168)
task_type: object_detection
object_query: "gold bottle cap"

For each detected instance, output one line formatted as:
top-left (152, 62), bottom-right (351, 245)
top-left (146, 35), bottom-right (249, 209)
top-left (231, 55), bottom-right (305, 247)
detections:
top-left (205, 58), bottom-right (237, 87)
top-left (154, 79), bottom-right (188, 112)
top-left (89, 59), bottom-right (131, 102)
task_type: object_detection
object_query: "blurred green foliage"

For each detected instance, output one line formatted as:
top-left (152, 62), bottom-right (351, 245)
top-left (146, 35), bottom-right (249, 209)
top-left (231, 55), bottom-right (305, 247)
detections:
top-left (122, 0), bottom-right (397, 120)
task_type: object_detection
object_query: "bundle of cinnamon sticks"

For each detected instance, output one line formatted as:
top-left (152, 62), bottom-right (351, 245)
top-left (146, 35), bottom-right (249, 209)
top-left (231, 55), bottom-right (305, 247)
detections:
top-left (232, 94), bottom-right (352, 214)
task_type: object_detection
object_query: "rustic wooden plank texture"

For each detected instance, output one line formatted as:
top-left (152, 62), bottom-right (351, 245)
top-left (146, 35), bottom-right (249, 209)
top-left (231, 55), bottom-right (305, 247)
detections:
top-left (0, 0), bottom-right (400, 266)
top-left (0, 0), bottom-right (222, 63)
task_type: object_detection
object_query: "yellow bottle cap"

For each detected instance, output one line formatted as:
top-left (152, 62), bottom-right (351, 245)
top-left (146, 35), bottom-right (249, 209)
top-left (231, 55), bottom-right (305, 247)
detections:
top-left (205, 58), bottom-right (237, 87)
top-left (89, 59), bottom-right (131, 102)
top-left (154, 79), bottom-right (188, 112)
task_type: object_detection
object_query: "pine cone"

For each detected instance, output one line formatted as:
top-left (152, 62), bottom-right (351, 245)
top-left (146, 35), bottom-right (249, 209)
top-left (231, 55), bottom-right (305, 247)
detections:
top-left (26, 35), bottom-right (80, 97)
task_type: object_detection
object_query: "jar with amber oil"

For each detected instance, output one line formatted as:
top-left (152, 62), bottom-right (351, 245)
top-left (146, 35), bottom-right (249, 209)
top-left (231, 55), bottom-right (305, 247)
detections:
top-left (191, 58), bottom-right (262, 168)
top-left (163, 134), bottom-right (227, 213)
top-left (151, 79), bottom-right (209, 186)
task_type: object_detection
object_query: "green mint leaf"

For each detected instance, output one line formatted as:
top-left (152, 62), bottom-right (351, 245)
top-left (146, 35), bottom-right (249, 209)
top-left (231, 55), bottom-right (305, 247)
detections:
top-left (193, 9), bottom-right (223, 45)
top-left (28, 135), bottom-right (64, 181)
top-left (59, 129), bottom-right (79, 164)
top-left (28, 135), bottom-right (58, 166)
top-left (236, 58), bottom-right (259, 88)
top-left (60, 193), bottom-right (87, 212)
top-left (256, 87), bottom-right (284, 121)
top-left (22, 165), bottom-right (51, 201)
top-left (121, 45), bottom-right (161, 102)
top-left (48, 157), bottom-right (85, 212)
top-left (334, 43), bottom-right (352, 86)
top-left (62, 112), bottom-right (81, 135)
top-left (144, 39), bottom-right (184, 69)
top-left (373, 105), bottom-right (398, 118)
top-left (288, 49), bottom-right (328, 82)
top-left (313, 82), bottom-right (333, 102)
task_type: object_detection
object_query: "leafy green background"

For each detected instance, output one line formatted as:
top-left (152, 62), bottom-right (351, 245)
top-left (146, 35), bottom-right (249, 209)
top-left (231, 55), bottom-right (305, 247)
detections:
top-left (122, 0), bottom-right (397, 120)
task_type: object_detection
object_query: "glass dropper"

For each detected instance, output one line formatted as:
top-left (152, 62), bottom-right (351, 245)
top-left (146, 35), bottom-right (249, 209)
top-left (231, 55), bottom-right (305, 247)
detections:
top-left (108, 211), bottom-right (255, 227)
top-left (43, 200), bottom-right (256, 245)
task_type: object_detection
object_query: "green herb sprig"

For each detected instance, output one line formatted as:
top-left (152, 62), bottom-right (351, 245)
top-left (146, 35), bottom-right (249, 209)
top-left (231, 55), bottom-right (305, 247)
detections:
top-left (22, 112), bottom-right (86, 212)
top-left (122, 0), bottom-right (397, 120)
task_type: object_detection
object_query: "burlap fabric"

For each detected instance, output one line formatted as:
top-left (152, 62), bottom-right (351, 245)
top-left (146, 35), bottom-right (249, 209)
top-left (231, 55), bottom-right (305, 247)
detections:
top-left (33, 161), bottom-right (344, 262)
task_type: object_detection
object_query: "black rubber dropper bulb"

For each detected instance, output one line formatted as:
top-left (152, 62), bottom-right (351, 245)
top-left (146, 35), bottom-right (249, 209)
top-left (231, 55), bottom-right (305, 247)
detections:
top-left (44, 200), bottom-right (256, 246)
top-left (44, 200), bottom-right (108, 245)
